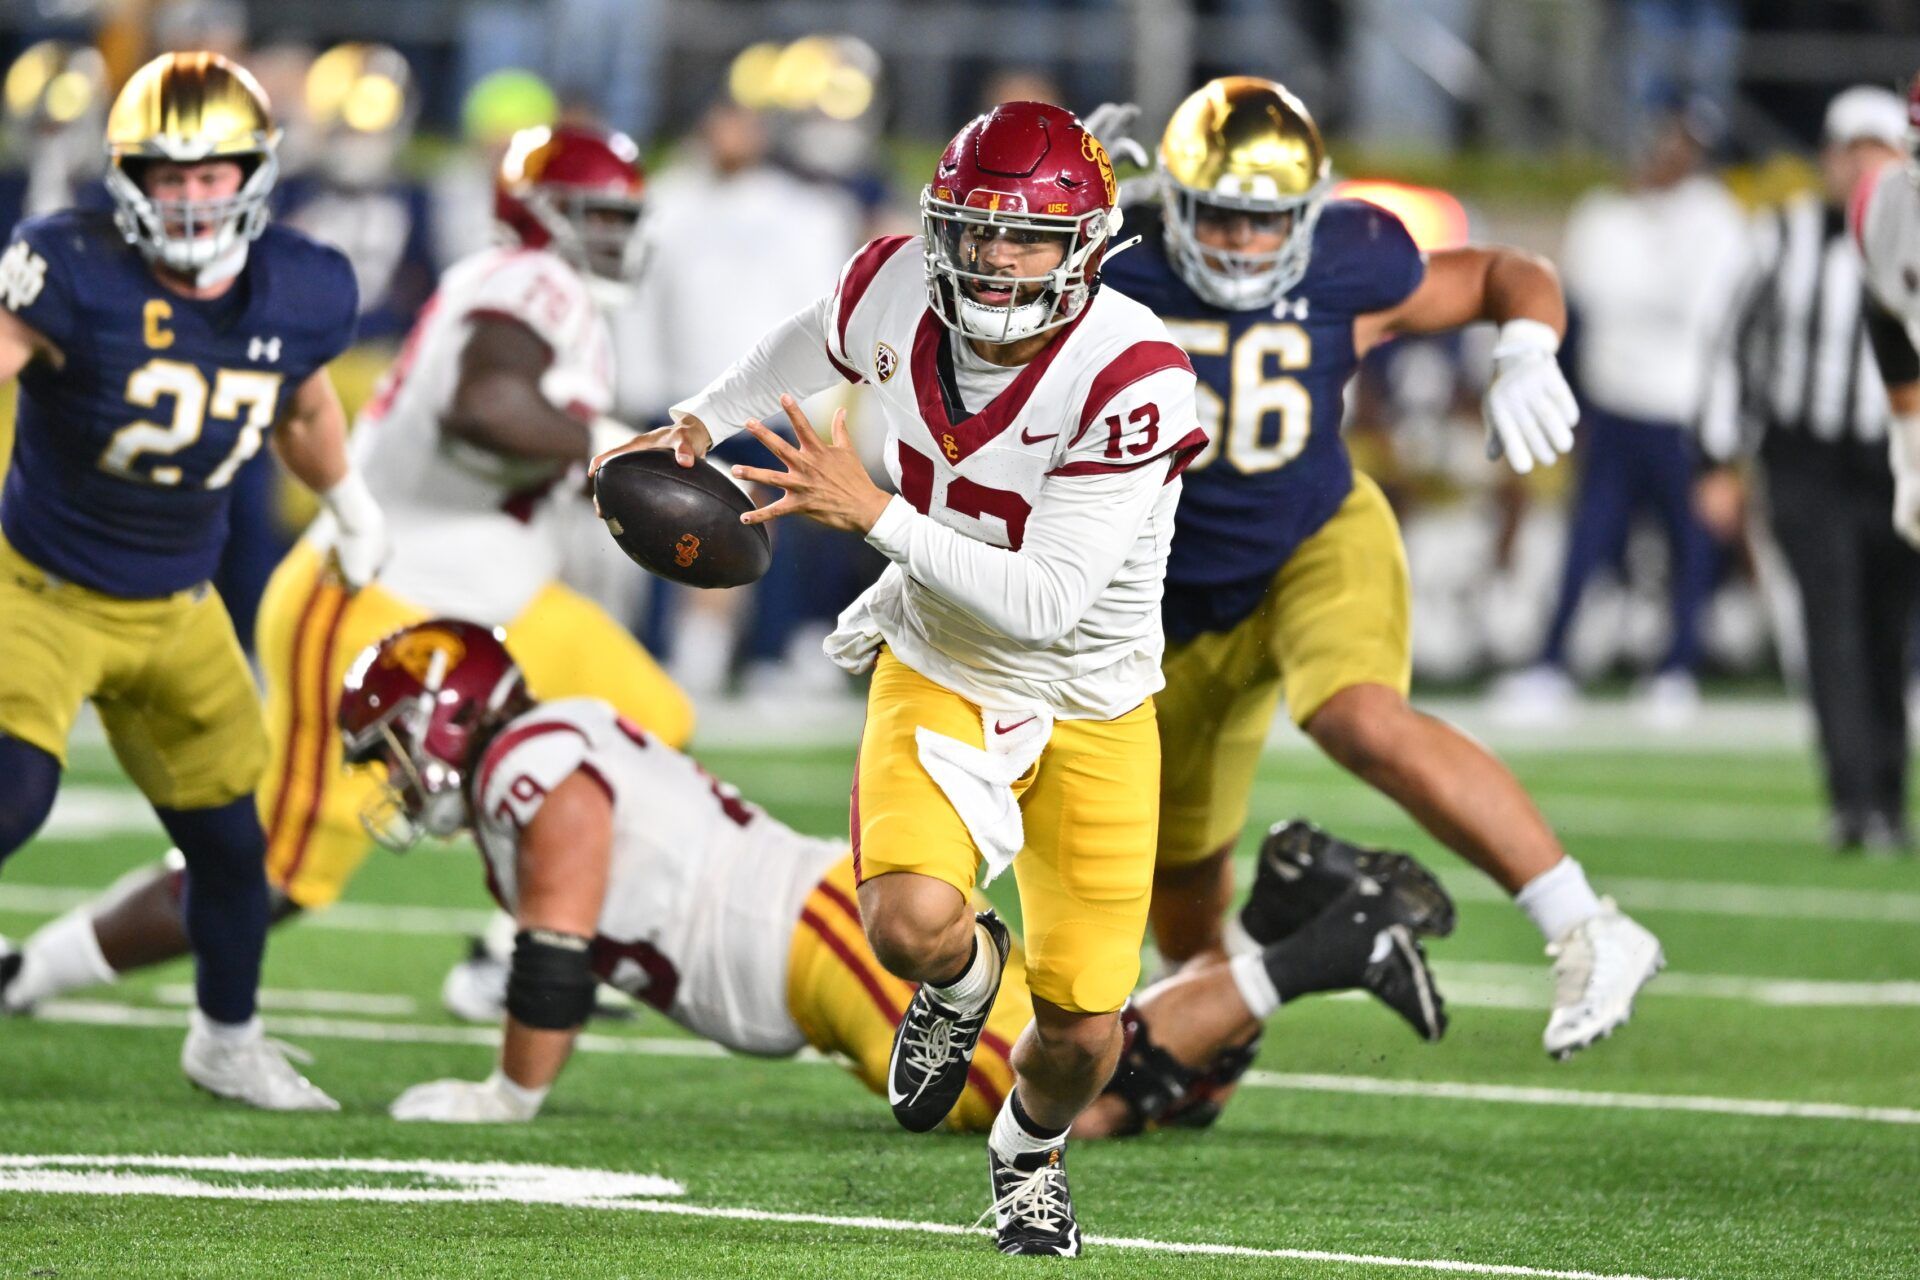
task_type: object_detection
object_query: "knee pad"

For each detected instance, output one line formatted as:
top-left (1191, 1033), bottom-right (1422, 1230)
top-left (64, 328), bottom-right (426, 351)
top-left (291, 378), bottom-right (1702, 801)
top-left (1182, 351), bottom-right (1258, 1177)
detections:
top-left (0, 736), bottom-right (61, 858)
top-left (1100, 1004), bottom-right (1199, 1136)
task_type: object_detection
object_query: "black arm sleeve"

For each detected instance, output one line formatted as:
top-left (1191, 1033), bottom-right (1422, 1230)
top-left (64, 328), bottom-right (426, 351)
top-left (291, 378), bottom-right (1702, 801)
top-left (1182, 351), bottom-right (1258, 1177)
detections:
top-left (1865, 291), bottom-right (1920, 387)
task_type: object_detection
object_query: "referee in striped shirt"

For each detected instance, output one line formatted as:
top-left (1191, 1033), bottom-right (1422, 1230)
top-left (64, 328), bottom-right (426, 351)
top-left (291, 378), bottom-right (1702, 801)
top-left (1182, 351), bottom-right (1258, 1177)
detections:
top-left (1698, 86), bottom-right (1920, 854)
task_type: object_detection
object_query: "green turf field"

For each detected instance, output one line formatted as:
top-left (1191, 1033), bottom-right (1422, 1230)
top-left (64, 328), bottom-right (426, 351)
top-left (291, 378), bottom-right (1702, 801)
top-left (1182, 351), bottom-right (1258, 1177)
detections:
top-left (2, 737), bottom-right (1917, 1279)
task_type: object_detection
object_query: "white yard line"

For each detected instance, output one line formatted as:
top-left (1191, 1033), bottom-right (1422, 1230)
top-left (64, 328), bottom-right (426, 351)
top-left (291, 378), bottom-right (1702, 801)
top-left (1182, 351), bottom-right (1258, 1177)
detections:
top-left (31, 999), bottom-right (1920, 1127)
top-left (1434, 961), bottom-right (1920, 1008)
top-left (150, 985), bottom-right (418, 1016)
top-left (0, 1152), bottom-right (1683, 1279)
top-left (0, 884), bottom-right (495, 934)
top-left (1436, 875), bottom-right (1920, 924)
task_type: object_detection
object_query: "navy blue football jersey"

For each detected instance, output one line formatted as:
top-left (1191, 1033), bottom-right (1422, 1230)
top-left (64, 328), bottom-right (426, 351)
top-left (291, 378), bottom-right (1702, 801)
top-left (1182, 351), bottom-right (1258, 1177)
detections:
top-left (1102, 200), bottom-right (1424, 641)
top-left (0, 210), bottom-right (358, 597)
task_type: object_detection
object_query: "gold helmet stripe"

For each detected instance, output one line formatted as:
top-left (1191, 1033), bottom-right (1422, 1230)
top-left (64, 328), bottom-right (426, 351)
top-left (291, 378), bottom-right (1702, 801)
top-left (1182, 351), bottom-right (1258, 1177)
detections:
top-left (105, 51), bottom-right (279, 162)
top-left (1158, 75), bottom-right (1328, 204)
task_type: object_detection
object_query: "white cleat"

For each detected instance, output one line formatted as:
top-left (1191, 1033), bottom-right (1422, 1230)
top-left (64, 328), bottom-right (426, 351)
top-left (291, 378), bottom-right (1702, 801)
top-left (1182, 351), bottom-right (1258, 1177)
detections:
top-left (441, 946), bottom-right (509, 1024)
top-left (1543, 899), bottom-right (1664, 1060)
top-left (181, 1012), bottom-right (341, 1111)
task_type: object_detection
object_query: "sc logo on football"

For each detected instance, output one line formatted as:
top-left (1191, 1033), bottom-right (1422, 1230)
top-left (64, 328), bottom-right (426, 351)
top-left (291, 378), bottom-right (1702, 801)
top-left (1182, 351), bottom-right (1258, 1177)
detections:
top-left (674, 533), bottom-right (702, 568)
top-left (874, 341), bottom-right (898, 383)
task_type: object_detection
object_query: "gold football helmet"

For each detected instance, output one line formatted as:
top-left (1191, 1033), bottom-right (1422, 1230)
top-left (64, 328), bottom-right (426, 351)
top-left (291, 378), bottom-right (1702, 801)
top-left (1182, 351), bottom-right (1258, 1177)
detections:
top-left (1157, 76), bottom-right (1331, 309)
top-left (103, 51), bottom-right (281, 280)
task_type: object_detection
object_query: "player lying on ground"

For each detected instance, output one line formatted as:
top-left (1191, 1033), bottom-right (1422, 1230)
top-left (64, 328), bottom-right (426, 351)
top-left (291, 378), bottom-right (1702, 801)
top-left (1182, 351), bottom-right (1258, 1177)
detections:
top-left (0, 125), bottom-right (692, 1025)
top-left (331, 621), bottom-right (1450, 1136)
top-left (0, 53), bottom-right (385, 1109)
top-left (1089, 79), bottom-right (1662, 1058)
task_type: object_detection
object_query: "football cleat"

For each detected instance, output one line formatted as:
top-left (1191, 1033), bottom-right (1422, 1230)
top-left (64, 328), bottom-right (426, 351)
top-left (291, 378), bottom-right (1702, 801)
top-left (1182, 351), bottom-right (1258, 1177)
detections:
top-left (181, 1013), bottom-right (340, 1112)
top-left (885, 910), bottom-right (1010, 1132)
top-left (441, 937), bottom-right (509, 1024)
top-left (983, 1144), bottom-right (1081, 1257)
top-left (1543, 898), bottom-right (1663, 1060)
top-left (1261, 884), bottom-right (1448, 1041)
top-left (0, 937), bottom-right (22, 1015)
top-left (1240, 819), bottom-right (1456, 946)
top-left (1362, 923), bottom-right (1448, 1043)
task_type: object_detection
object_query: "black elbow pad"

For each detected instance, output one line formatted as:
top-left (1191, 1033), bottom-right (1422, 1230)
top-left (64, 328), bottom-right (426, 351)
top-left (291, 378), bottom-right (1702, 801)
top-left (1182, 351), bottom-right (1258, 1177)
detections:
top-left (505, 928), bottom-right (597, 1030)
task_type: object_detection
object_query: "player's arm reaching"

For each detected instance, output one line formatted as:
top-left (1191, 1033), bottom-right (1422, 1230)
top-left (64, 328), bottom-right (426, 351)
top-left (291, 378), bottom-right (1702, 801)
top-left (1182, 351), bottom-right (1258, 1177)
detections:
top-left (1356, 245), bottom-right (1577, 475)
top-left (0, 300), bottom-right (61, 380)
top-left (390, 770), bottom-right (613, 1123)
top-left (273, 367), bottom-right (390, 589)
top-left (443, 316), bottom-right (636, 464)
top-left (730, 392), bottom-right (1182, 646)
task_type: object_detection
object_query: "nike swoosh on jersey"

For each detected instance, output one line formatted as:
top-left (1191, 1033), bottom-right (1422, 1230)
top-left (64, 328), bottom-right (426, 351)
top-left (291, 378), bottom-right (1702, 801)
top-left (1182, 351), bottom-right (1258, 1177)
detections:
top-left (994, 716), bottom-right (1038, 735)
top-left (1019, 428), bottom-right (1059, 444)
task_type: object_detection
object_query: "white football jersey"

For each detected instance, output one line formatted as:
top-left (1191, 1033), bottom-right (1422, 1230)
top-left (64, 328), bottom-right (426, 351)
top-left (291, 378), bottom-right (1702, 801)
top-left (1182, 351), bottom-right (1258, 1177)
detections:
top-left (1853, 162), bottom-right (1920, 346)
top-left (333, 246), bottom-right (615, 623)
top-left (469, 698), bottom-right (841, 1056)
top-left (677, 235), bottom-right (1205, 719)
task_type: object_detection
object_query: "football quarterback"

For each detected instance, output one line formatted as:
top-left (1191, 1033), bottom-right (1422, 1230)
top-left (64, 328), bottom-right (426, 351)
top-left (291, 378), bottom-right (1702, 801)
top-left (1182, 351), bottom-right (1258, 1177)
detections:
top-left (339, 622), bottom-right (1450, 1137)
top-left (1094, 77), bottom-right (1662, 1059)
top-left (597, 101), bottom-right (1203, 1255)
top-left (0, 52), bottom-right (382, 1109)
top-left (1, 124), bottom-right (690, 1037)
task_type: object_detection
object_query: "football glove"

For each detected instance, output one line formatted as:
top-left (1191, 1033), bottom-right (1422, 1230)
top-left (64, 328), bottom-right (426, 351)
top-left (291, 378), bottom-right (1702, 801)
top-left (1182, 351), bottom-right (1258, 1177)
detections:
top-left (1890, 414), bottom-right (1920, 549)
top-left (389, 1070), bottom-right (547, 1123)
top-left (1081, 101), bottom-right (1149, 170)
top-left (321, 469), bottom-right (389, 591)
top-left (1484, 319), bottom-right (1578, 475)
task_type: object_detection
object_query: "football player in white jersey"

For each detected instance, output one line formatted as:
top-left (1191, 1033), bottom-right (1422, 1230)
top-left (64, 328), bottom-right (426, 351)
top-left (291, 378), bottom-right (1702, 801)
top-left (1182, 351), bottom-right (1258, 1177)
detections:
top-left (595, 102), bottom-right (1204, 1255)
top-left (0, 125), bottom-right (692, 1018)
top-left (340, 622), bottom-right (1450, 1136)
top-left (1847, 74), bottom-right (1920, 545)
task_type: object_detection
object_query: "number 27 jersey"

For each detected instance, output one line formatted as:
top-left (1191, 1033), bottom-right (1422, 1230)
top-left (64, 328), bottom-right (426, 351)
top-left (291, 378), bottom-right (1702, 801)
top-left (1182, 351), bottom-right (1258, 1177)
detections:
top-left (0, 210), bottom-right (358, 598)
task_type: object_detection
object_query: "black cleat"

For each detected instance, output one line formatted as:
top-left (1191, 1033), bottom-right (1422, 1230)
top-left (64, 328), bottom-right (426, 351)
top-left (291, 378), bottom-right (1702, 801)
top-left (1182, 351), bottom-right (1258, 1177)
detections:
top-left (1240, 819), bottom-right (1456, 946)
top-left (1264, 885), bottom-right (1448, 1041)
top-left (885, 910), bottom-right (1010, 1132)
top-left (984, 1144), bottom-right (1081, 1256)
top-left (0, 938), bottom-right (22, 1015)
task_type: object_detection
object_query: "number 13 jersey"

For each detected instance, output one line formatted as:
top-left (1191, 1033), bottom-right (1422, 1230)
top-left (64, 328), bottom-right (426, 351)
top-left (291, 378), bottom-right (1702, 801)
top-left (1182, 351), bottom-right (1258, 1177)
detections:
top-left (0, 209), bottom-right (358, 598)
top-left (674, 234), bottom-right (1206, 720)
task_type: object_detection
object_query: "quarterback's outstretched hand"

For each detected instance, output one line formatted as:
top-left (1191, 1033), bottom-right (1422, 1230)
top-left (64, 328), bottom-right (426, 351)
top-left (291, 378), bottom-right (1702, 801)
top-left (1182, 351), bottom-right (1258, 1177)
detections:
top-left (589, 418), bottom-right (714, 517)
top-left (1483, 319), bottom-right (1578, 475)
top-left (390, 1071), bottom-right (546, 1124)
top-left (732, 395), bottom-right (891, 534)
top-left (1082, 101), bottom-right (1149, 169)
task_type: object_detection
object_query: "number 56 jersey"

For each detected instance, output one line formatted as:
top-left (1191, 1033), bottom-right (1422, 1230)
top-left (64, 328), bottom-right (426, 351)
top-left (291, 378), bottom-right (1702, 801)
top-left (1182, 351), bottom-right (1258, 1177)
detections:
top-left (0, 209), bottom-right (358, 598)
top-left (470, 697), bottom-right (844, 1056)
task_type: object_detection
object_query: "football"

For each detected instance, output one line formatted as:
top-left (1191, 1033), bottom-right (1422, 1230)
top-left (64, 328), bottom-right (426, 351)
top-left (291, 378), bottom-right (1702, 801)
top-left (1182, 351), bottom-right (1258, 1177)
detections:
top-left (592, 449), bottom-right (773, 588)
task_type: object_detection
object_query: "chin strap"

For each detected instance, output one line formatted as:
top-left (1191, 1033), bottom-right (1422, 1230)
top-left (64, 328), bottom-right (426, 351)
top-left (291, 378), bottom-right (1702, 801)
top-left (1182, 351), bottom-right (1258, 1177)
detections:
top-left (1100, 233), bottom-right (1144, 265)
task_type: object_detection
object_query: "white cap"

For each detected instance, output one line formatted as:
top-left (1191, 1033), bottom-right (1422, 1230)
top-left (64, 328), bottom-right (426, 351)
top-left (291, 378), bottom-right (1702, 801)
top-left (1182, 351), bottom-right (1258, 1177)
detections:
top-left (1824, 86), bottom-right (1908, 148)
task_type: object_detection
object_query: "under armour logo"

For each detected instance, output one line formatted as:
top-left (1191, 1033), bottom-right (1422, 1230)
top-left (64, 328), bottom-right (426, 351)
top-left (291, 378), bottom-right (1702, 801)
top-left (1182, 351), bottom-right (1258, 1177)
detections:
top-left (1271, 296), bottom-right (1310, 321)
top-left (248, 336), bottom-right (282, 362)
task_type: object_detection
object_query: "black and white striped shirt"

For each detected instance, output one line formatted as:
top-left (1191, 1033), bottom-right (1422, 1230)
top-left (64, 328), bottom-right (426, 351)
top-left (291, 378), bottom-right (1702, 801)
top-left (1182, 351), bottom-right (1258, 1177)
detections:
top-left (1709, 193), bottom-right (1897, 463)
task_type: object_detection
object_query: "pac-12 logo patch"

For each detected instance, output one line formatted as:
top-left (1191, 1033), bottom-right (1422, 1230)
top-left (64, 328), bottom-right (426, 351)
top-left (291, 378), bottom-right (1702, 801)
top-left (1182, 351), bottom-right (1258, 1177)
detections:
top-left (874, 341), bottom-right (899, 383)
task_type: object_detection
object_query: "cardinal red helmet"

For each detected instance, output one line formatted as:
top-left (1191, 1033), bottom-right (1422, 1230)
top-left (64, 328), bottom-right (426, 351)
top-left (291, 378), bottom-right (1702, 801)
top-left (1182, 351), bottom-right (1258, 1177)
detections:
top-left (338, 619), bottom-right (531, 849)
top-left (921, 101), bottom-right (1122, 343)
top-left (496, 122), bottom-right (649, 293)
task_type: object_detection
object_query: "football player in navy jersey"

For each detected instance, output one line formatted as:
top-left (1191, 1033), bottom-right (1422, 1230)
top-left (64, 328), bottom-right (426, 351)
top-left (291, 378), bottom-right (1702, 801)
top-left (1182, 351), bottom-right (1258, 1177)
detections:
top-left (0, 53), bottom-right (385, 1108)
top-left (1098, 78), bottom-right (1663, 1059)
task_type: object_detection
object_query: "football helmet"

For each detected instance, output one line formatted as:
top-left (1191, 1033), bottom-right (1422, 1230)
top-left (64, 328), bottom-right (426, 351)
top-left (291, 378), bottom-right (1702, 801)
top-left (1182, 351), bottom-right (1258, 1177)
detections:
top-left (304, 42), bottom-right (417, 188)
top-left (103, 51), bottom-right (281, 281)
top-left (1158, 76), bottom-right (1331, 310)
top-left (496, 122), bottom-right (648, 303)
top-left (921, 101), bottom-right (1121, 344)
top-left (338, 620), bottom-right (531, 851)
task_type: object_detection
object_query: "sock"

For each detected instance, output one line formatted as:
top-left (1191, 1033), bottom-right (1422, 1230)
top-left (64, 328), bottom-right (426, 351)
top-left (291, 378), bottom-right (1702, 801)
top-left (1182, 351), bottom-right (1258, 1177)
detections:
top-left (6, 907), bottom-right (117, 1010)
top-left (156, 797), bottom-right (270, 1025)
top-left (190, 1007), bottom-right (262, 1043)
top-left (1222, 914), bottom-right (1262, 959)
top-left (1514, 857), bottom-right (1603, 943)
top-left (990, 1089), bottom-right (1068, 1162)
top-left (1228, 951), bottom-right (1283, 1019)
top-left (0, 735), bottom-right (61, 859)
top-left (928, 922), bottom-right (998, 1013)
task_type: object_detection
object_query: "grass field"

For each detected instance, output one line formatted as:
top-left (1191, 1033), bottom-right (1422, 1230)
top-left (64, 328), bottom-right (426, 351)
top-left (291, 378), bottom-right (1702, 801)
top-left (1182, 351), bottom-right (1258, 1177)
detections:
top-left (2, 732), bottom-right (1918, 1278)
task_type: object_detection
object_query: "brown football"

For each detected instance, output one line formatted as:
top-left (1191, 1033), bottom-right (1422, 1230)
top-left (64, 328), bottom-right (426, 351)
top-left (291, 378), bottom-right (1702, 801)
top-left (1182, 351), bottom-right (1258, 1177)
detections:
top-left (592, 450), bottom-right (772, 588)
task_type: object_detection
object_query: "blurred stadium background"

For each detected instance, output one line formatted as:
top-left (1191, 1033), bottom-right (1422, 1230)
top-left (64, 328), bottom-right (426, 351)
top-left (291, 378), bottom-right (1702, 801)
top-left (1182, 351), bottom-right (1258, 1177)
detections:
top-left (0, 0), bottom-right (1914, 741)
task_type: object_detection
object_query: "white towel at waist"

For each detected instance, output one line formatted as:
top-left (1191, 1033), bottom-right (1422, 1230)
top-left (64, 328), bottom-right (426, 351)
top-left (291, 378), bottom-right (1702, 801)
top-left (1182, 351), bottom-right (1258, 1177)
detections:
top-left (914, 706), bottom-right (1053, 885)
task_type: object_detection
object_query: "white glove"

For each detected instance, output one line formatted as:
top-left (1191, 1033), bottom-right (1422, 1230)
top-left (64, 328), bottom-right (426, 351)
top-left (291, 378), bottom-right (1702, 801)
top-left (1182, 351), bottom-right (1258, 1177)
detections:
top-left (1889, 413), bottom-right (1920, 548)
top-left (320, 469), bottom-right (389, 591)
top-left (1483, 319), bottom-right (1579, 475)
top-left (390, 1070), bottom-right (548, 1123)
top-left (1081, 101), bottom-right (1149, 170)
